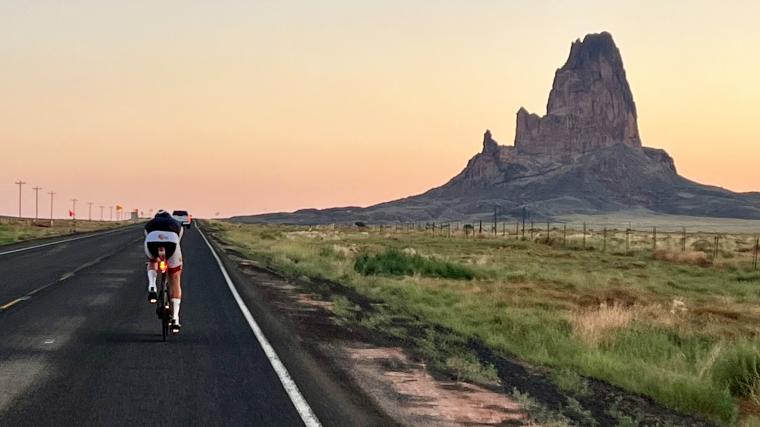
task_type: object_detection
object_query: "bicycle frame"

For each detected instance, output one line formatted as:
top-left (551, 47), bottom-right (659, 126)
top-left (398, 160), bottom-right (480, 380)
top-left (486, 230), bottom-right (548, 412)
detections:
top-left (155, 247), bottom-right (171, 341)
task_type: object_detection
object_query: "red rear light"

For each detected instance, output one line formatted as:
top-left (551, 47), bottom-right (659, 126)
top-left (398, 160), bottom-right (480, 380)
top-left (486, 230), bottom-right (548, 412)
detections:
top-left (189, 215), bottom-right (192, 221)
top-left (159, 260), bottom-right (168, 272)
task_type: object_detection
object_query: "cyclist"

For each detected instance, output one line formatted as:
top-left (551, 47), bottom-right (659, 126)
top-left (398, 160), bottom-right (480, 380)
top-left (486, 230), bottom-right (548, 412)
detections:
top-left (144, 210), bottom-right (184, 334)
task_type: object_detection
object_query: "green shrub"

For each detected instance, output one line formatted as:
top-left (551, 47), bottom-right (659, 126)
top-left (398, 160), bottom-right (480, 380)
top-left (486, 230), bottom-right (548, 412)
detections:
top-left (354, 248), bottom-right (476, 280)
top-left (713, 341), bottom-right (760, 398)
top-left (736, 272), bottom-right (760, 282)
top-left (552, 368), bottom-right (591, 397)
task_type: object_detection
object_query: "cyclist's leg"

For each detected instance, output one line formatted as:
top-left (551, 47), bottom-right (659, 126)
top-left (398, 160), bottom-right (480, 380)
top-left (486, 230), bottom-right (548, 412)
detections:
top-left (144, 241), bottom-right (159, 293)
top-left (169, 270), bottom-right (182, 299)
top-left (167, 244), bottom-right (183, 326)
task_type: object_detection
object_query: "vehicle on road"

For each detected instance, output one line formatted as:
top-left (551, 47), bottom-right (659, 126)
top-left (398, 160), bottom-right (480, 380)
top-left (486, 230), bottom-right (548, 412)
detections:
top-left (172, 210), bottom-right (192, 229)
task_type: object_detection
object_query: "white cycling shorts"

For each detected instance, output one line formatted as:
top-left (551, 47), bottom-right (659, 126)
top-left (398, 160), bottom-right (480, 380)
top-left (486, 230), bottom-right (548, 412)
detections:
top-left (144, 231), bottom-right (183, 270)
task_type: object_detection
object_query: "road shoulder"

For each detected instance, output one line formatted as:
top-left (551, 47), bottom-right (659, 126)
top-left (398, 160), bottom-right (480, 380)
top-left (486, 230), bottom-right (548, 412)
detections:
top-left (201, 223), bottom-right (534, 426)
top-left (0, 223), bottom-right (141, 255)
top-left (200, 224), bottom-right (398, 426)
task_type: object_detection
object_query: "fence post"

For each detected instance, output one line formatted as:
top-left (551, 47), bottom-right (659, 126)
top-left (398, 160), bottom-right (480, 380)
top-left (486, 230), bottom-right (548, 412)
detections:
top-left (502, 221), bottom-right (506, 237)
top-left (521, 221), bottom-right (525, 240)
top-left (682, 227), bottom-right (687, 252)
top-left (546, 222), bottom-right (550, 244)
top-left (530, 220), bottom-right (534, 241)
top-left (625, 228), bottom-right (630, 254)
top-left (753, 237), bottom-right (759, 270)
top-left (652, 227), bottom-right (657, 254)
top-left (560, 224), bottom-right (566, 246)
top-left (582, 223), bottom-right (586, 249)
top-left (713, 235), bottom-right (720, 261)
top-left (603, 227), bottom-right (607, 252)
top-left (479, 220), bottom-right (482, 234)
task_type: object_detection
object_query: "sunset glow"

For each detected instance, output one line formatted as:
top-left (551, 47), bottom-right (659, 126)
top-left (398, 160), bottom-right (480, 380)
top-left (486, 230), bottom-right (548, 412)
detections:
top-left (2, 1), bottom-right (759, 218)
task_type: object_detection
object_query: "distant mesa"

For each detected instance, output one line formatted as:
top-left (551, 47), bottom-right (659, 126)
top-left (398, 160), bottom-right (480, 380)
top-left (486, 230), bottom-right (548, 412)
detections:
top-left (235, 32), bottom-right (760, 224)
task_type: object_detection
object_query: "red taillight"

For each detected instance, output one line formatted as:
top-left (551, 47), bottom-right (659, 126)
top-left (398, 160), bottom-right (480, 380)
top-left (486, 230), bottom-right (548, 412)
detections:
top-left (189, 215), bottom-right (192, 221)
top-left (159, 260), bottom-right (168, 272)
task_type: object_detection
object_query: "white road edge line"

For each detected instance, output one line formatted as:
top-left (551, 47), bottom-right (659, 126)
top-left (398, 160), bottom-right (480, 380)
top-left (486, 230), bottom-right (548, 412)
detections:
top-left (0, 227), bottom-right (129, 257)
top-left (198, 227), bottom-right (322, 427)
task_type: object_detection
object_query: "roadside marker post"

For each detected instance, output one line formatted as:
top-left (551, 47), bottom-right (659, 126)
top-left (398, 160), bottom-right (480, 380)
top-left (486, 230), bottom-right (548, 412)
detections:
top-left (753, 237), bottom-right (759, 270)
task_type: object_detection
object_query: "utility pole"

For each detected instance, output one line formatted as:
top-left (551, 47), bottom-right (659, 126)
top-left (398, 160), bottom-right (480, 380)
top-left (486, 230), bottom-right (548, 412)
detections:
top-left (71, 199), bottom-right (78, 220)
top-left (15, 180), bottom-right (26, 218)
top-left (32, 186), bottom-right (42, 221)
top-left (48, 192), bottom-right (55, 225)
top-left (88, 202), bottom-right (93, 221)
top-left (99, 206), bottom-right (105, 221)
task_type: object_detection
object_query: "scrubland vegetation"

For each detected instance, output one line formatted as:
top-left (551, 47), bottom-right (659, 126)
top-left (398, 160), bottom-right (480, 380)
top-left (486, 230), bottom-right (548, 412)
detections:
top-left (209, 221), bottom-right (760, 425)
top-left (0, 217), bottom-right (126, 246)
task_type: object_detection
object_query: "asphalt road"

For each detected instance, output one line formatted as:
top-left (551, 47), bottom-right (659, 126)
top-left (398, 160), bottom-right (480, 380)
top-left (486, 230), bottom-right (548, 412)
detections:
top-left (0, 225), bottom-right (344, 426)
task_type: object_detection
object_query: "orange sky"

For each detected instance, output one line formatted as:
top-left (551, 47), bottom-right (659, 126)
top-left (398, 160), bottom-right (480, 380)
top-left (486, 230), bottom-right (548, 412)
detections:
top-left (1, 1), bottom-right (759, 218)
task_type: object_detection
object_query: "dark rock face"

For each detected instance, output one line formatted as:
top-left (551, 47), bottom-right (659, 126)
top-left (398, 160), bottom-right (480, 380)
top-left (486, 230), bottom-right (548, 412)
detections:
top-left (515, 32), bottom-right (640, 158)
top-left (234, 32), bottom-right (760, 224)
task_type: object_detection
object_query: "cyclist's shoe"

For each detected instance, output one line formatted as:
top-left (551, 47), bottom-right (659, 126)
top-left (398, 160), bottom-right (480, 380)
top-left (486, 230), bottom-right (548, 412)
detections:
top-left (148, 291), bottom-right (158, 304)
top-left (170, 319), bottom-right (181, 335)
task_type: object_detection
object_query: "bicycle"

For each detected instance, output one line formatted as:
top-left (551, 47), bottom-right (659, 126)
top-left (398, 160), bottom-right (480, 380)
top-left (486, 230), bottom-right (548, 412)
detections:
top-left (154, 247), bottom-right (172, 341)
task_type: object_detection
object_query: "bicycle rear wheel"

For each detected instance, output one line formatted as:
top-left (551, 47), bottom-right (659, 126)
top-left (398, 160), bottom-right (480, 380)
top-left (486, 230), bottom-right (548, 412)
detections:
top-left (159, 272), bottom-right (169, 342)
top-left (161, 301), bottom-right (168, 341)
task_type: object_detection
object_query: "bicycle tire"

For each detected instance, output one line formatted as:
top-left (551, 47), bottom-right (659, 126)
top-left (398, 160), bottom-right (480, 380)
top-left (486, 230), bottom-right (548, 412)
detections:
top-left (159, 271), bottom-right (169, 342)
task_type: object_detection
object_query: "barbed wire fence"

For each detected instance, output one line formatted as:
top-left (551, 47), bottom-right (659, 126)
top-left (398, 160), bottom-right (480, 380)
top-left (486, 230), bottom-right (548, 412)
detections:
top-left (377, 219), bottom-right (760, 271)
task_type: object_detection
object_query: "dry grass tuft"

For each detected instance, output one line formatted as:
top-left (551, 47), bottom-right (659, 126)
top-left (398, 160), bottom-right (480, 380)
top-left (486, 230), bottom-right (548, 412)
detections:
top-left (570, 303), bottom-right (635, 345)
top-left (654, 249), bottom-right (711, 266)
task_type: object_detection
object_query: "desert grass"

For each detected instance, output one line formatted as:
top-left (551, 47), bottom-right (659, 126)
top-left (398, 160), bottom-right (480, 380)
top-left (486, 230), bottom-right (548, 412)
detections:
top-left (0, 217), bottom-right (128, 246)
top-left (654, 249), bottom-right (711, 266)
top-left (210, 220), bottom-right (760, 424)
top-left (570, 303), bottom-right (635, 346)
